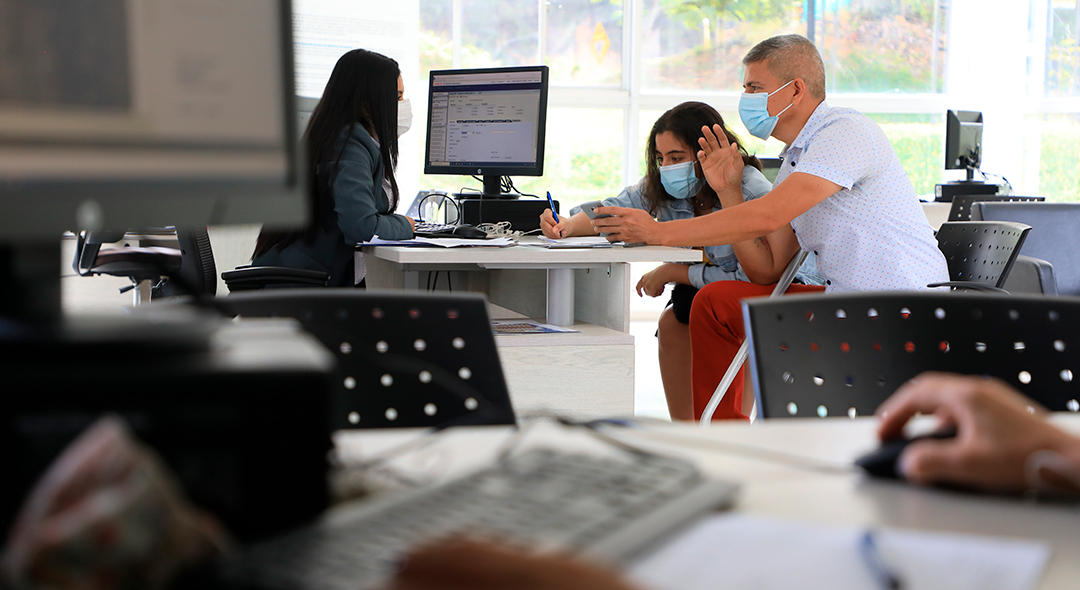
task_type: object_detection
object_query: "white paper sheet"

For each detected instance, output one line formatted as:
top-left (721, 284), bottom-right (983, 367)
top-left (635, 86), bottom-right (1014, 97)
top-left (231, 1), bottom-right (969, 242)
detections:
top-left (534, 236), bottom-right (617, 248)
top-left (628, 514), bottom-right (1050, 590)
top-left (361, 236), bottom-right (516, 247)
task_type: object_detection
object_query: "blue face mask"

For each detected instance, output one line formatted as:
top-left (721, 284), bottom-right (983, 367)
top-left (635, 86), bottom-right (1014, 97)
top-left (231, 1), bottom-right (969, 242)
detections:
top-left (738, 79), bottom-right (795, 140)
top-left (659, 161), bottom-right (703, 200)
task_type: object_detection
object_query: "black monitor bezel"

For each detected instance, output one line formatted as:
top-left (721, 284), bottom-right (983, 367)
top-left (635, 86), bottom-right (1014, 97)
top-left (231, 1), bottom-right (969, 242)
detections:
top-left (423, 65), bottom-right (549, 180)
top-left (944, 109), bottom-right (983, 172)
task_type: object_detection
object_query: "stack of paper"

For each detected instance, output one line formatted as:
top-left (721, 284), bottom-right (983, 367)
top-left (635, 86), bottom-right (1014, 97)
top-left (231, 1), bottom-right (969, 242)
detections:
top-left (629, 514), bottom-right (1049, 590)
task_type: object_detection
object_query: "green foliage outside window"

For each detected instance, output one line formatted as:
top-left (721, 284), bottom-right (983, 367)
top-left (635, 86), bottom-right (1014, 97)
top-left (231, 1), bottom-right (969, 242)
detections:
top-left (1046, 5), bottom-right (1079, 97)
top-left (1035, 115), bottom-right (1080, 201)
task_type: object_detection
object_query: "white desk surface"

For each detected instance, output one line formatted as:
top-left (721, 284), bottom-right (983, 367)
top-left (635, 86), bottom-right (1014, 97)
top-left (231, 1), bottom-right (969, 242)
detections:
top-left (337, 416), bottom-right (1080, 589)
top-left (361, 236), bottom-right (702, 265)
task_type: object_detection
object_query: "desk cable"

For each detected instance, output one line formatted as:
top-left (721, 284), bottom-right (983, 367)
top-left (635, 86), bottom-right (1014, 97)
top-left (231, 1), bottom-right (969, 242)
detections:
top-left (591, 419), bottom-right (858, 476)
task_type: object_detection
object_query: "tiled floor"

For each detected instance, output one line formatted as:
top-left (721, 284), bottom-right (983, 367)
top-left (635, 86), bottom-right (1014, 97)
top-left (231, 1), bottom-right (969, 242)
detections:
top-left (62, 246), bottom-right (675, 421)
top-left (630, 318), bottom-right (670, 420)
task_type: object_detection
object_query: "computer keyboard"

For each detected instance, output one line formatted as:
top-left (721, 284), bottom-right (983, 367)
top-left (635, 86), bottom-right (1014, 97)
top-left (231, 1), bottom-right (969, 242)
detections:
top-left (221, 448), bottom-right (738, 590)
top-left (413, 221), bottom-right (457, 234)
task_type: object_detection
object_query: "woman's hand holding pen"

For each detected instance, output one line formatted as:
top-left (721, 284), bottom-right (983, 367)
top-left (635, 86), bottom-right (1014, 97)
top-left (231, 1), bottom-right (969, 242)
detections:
top-left (540, 210), bottom-right (595, 239)
top-left (591, 207), bottom-right (662, 244)
top-left (540, 209), bottom-right (571, 238)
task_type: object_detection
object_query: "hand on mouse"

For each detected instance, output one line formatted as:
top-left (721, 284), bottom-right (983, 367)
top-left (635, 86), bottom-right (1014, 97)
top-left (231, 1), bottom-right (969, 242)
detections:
top-left (875, 372), bottom-right (1080, 492)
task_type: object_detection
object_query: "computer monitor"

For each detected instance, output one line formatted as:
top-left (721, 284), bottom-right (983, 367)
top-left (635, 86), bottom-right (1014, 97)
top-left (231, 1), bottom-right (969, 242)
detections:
top-left (944, 110), bottom-right (983, 181)
top-left (424, 65), bottom-right (549, 199)
top-left (0, 0), bottom-right (305, 326)
top-left (758, 157), bottom-right (783, 184)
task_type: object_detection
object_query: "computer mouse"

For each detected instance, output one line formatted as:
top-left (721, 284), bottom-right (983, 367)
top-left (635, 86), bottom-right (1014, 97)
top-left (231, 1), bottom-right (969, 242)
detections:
top-left (855, 428), bottom-right (957, 479)
top-left (450, 224), bottom-right (489, 239)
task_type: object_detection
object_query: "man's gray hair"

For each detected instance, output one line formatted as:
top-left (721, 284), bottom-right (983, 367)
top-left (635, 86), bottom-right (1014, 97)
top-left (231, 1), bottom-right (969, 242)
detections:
top-left (743, 34), bottom-right (826, 100)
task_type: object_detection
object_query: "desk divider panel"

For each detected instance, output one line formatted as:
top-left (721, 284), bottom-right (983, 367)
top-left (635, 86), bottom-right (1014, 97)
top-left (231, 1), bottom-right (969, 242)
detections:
top-left (744, 292), bottom-right (1080, 419)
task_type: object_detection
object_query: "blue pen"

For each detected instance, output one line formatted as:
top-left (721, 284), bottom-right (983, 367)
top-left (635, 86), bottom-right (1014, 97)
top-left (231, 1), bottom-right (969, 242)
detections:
top-left (859, 530), bottom-right (903, 590)
top-left (546, 191), bottom-right (559, 222)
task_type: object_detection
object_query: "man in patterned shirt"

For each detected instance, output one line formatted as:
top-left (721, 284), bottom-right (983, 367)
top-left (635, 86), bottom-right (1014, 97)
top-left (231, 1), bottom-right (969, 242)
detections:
top-left (594, 34), bottom-right (949, 421)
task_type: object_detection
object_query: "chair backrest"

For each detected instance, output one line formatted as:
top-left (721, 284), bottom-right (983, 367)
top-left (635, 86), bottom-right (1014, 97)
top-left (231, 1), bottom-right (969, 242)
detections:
top-left (974, 202), bottom-right (1080, 296)
top-left (1004, 255), bottom-right (1057, 295)
top-left (72, 229), bottom-right (126, 275)
top-left (221, 289), bottom-right (516, 430)
top-left (935, 221), bottom-right (1031, 289)
top-left (743, 291), bottom-right (1080, 419)
top-left (947, 194), bottom-right (1043, 222)
top-left (171, 228), bottom-right (217, 296)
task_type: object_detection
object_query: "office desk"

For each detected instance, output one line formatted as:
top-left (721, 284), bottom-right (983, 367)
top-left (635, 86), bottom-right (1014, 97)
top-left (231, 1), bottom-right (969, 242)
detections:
top-left (338, 415), bottom-right (1080, 589)
top-left (359, 239), bottom-right (700, 419)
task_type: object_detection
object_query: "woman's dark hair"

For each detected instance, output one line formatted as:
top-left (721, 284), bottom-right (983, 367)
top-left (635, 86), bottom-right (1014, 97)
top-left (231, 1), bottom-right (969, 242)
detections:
top-left (255, 49), bottom-right (401, 256)
top-left (641, 102), bottom-right (761, 217)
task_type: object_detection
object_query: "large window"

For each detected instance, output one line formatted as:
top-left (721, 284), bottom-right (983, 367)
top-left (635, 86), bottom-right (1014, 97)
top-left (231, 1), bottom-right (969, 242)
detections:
top-left (816, 0), bottom-right (947, 94)
top-left (297, 0), bottom-right (1080, 208)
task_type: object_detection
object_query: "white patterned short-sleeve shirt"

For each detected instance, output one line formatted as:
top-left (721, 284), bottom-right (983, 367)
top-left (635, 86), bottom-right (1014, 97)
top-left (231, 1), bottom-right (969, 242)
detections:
top-left (776, 102), bottom-right (948, 292)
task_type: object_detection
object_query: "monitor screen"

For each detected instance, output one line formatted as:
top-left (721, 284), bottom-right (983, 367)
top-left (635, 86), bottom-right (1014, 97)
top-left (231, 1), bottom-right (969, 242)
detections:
top-left (0, 0), bottom-right (305, 239)
top-left (944, 109), bottom-right (983, 173)
top-left (424, 66), bottom-right (548, 197)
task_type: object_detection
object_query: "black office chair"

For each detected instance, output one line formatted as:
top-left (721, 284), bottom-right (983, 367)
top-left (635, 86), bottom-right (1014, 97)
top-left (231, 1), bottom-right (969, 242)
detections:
top-left (974, 202), bottom-right (1080, 296)
top-left (743, 291), bottom-right (1080, 419)
top-left (73, 227), bottom-right (221, 303)
top-left (73, 229), bottom-right (183, 304)
top-left (221, 290), bottom-right (517, 430)
top-left (947, 194), bottom-right (1043, 222)
top-left (929, 221), bottom-right (1031, 293)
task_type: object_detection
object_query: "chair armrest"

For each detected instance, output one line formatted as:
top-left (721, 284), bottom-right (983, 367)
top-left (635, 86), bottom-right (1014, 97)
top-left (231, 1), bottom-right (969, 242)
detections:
top-left (927, 281), bottom-right (1010, 294)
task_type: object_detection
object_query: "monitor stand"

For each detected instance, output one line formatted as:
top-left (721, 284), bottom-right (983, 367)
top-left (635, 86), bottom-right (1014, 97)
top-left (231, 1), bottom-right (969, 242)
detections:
top-left (0, 241), bottom-right (62, 336)
top-left (481, 174), bottom-right (520, 199)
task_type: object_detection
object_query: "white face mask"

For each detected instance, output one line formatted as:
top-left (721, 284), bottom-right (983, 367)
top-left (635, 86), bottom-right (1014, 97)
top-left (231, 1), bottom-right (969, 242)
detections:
top-left (397, 98), bottom-right (412, 137)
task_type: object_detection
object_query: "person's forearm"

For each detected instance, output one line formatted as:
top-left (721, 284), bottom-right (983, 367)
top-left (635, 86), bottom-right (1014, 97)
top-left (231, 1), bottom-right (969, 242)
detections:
top-left (656, 198), bottom-right (788, 247)
top-left (562, 212), bottom-right (598, 237)
top-left (660, 262), bottom-right (691, 285)
top-left (731, 237), bottom-right (785, 284)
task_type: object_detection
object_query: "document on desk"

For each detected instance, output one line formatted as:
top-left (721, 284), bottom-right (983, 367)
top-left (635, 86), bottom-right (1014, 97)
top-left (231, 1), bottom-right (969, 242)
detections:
top-left (628, 514), bottom-right (1049, 590)
top-left (533, 236), bottom-right (616, 248)
top-left (361, 236), bottom-right (516, 247)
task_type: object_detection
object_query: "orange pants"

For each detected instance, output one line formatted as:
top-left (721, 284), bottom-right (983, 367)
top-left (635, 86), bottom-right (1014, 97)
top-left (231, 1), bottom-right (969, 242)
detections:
top-left (689, 280), bottom-right (827, 421)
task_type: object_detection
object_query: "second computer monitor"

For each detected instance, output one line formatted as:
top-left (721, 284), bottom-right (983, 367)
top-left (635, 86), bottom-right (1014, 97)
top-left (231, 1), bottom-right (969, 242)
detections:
top-left (945, 109), bottom-right (983, 180)
top-left (424, 65), bottom-right (549, 198)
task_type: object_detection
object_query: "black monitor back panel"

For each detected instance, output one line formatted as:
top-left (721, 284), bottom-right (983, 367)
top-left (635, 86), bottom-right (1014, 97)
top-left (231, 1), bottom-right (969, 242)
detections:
top-left (0, 333), bottom-right (333, 543)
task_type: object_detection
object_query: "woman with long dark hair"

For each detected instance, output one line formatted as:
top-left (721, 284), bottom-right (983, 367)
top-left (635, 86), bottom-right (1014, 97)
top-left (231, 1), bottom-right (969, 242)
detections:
top-left (253, 49), bottom-right (415, 286)
top-left (539, 102), bottom-right (821, 420)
